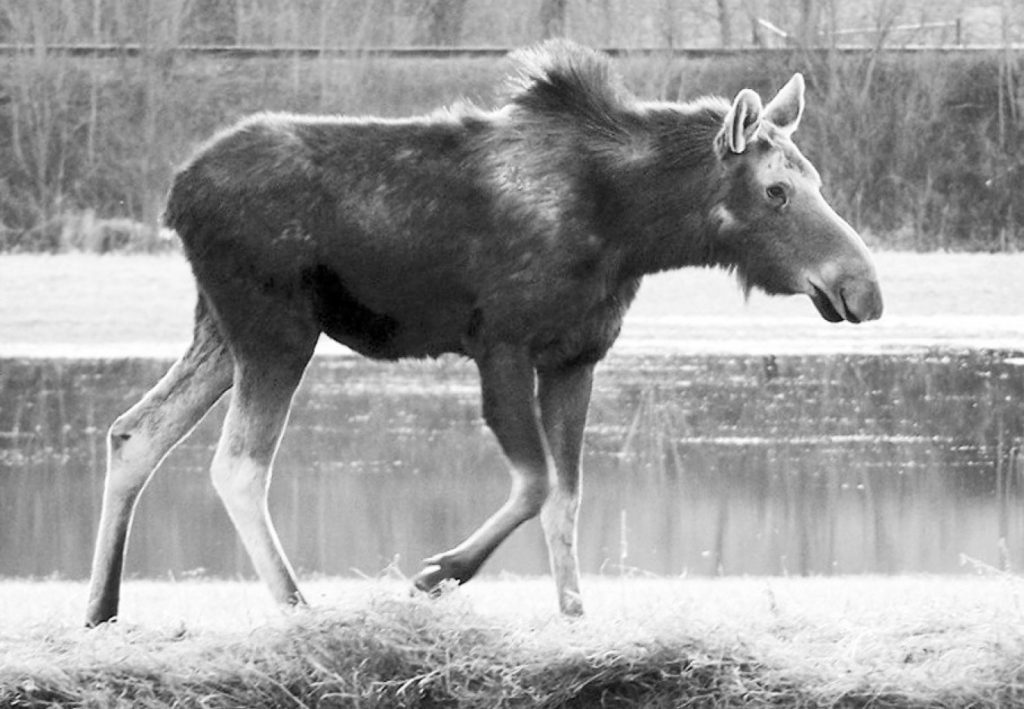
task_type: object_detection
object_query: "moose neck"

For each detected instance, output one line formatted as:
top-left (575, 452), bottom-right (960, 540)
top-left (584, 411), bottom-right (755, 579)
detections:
top-left (595, 103), bottom-right (729, 279)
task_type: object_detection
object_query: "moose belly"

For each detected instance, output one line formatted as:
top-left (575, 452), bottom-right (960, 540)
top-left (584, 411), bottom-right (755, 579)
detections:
top-left (308, 263), bottom-right (472, 359)
top-left (309, 260), bottom-right (638, 364)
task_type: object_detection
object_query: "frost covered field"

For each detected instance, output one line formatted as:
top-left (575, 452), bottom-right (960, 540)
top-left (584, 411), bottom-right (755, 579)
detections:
top-left (2, 251), bottom-right (1023, 357)
top-left (3, 576), bottom-right (1024, 707)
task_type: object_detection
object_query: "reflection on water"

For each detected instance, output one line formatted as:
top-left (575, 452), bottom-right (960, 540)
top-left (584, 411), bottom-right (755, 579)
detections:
top-left (1, 351), bottom-right (1022, 581)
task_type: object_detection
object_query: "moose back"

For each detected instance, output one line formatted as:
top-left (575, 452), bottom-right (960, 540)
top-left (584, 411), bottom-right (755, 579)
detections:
top-left (86, 40), bottom-right (882, 625)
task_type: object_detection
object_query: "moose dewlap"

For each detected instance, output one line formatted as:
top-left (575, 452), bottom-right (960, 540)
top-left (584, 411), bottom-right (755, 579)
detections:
top-left (86, 40), bottom-right (882, 625)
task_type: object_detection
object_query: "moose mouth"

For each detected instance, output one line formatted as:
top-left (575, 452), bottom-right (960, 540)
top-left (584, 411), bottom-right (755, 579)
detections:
top-left (809, 282), bottom-right (855, 323)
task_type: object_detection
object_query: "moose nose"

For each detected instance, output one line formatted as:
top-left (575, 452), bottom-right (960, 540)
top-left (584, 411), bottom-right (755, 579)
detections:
top-left (808, 272), bottom-right (884, 324)
top-left (838, 276), bottom-right (884, 323)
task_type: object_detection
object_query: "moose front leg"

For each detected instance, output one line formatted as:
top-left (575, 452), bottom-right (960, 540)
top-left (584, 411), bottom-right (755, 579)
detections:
top-left (413, 343), bottom-right (552, 592)
top-left (538, 363), bottom-right (594, 616)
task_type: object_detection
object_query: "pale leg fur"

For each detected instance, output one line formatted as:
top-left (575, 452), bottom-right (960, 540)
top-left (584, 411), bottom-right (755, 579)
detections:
top-left (538, 364), bottom-right (594, 616)
top-left (209, 362), bottom-right (309, 607)
top-left (86, 310), bottom-right (233, 626)
top-left (413, 344), bottom-right (553, 589)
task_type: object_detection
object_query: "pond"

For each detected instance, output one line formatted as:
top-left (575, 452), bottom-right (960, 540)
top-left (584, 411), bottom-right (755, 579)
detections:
top-left (1, 351), bottom-right (1023, 582)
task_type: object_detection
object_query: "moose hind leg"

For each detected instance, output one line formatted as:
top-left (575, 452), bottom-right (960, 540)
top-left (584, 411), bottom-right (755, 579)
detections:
top-left (538, 363), bottom-right (593, 616)
top-left (86, 302), bottom-right (233, 626)
top-left (413, 344), bottom-right (551, 592)
top-left (209, 347), bottom-right (314, 608)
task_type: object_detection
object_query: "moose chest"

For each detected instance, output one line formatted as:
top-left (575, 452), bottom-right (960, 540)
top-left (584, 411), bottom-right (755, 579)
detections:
top-left (309, 237), bottom-right (637, 369)
top-left (471, 254), bottom-right (641, 368)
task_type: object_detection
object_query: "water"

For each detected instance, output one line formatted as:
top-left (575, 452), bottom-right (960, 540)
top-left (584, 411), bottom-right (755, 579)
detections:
top-left (1, 351), bottom-right (1022, 582)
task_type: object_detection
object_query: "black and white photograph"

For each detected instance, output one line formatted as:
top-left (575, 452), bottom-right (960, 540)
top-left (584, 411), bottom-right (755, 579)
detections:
top-left (1, 1), bottom-right (1023, 705)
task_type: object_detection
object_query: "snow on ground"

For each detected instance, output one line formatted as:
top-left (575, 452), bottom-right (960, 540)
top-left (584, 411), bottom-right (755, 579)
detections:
top-left (1, 251), bottom-right (1022, 358)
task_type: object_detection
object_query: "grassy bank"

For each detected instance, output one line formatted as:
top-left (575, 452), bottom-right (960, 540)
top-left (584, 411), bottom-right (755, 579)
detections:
top-left (2, 575), bottom-right (1023, 707)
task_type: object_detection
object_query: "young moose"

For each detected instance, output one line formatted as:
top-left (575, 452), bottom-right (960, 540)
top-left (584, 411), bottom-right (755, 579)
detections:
top-left (86, 41), bottom-right (882, 625)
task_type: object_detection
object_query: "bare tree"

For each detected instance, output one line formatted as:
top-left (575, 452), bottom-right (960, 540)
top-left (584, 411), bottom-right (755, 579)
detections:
top-left (185, 0), bottom-right (238, 45)
top-left (716, 0), bottom-right (733, 47)
top-left (540, 0), bottom-right (567, 39)
top-left (0, 0), bottom-right (78, 229)
top-left (739, 0), bottom-right (762, 46)
top-left (797, 0), bottom-right (821, 46)
top-left (415, 0), bottom-right (468, 46)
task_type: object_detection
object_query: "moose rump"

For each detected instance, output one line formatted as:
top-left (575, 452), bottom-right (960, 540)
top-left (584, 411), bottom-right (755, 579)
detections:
top-left (167, 115), bottom-right (497, 361)
top-left (86, 40), bottom-right (881, 626)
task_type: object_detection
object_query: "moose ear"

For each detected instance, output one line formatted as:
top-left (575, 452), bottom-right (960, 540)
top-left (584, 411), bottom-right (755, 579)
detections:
top-left (763, 73), bottom-right (805, 136)
top-left (720, 89), bottom-right (762, 154)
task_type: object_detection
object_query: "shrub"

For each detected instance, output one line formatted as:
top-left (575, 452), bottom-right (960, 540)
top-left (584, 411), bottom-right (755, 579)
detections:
top-left (0, 49), bottom-right (1021, 252)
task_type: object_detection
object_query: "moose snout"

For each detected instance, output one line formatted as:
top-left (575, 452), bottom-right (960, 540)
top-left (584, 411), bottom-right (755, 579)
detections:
top-left (835, 276), bottom-right (884, 323)
top-left (807, 270), bottom-right (884, 324)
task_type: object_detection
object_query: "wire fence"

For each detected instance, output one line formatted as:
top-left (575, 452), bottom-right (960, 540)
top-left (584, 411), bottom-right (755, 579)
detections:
top-left (0, 41), bottom-right (1020, 61)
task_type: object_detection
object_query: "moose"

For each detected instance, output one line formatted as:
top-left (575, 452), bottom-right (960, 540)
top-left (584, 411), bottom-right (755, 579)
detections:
top-left (86, 40), bottom-right (882, 625)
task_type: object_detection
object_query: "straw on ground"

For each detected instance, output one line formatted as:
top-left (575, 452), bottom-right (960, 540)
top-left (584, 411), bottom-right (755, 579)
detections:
top-left (2, 575), bottom-right (1024, 707)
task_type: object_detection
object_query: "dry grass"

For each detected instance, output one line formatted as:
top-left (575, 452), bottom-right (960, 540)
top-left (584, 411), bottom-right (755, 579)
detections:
top-left (2, 575), bottom-right (1024, 707)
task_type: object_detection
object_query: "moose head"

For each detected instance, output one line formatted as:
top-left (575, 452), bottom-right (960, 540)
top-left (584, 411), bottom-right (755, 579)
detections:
top-left (711, 74), bottom-right (883, 323)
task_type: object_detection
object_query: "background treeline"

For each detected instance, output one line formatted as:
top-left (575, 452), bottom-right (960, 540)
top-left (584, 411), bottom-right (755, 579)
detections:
top-left (0, 0), bottom-right (1022, 251)
top-left (0, 0), bottom-right (997, 52)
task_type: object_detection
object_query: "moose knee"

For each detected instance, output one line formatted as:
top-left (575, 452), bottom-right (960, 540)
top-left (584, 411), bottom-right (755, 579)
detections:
top-left (210, 452), bottom-right (267, 509)
top-left (106, 411), bottom-right (155, 472)
top-left (107, 414), bottom-right (138, 456)
top-left (512, 471), bottom-right (550, 518)
top-left (101, 414), bottom-right (159, 501)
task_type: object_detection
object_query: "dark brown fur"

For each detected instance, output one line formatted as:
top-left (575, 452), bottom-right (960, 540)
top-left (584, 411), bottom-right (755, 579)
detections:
top-left (86, 41), bottom-right (881, 625)
top-left (166, 44), bottom-right (735, 370)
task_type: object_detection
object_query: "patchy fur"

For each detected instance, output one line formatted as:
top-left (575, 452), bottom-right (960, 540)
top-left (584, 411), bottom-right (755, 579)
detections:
top-left (163, 39), bottom-right (882, 365)
top-left (87, 40), bottom-right (882, 627)
top-left (167, 44), bottom-right (744, 369)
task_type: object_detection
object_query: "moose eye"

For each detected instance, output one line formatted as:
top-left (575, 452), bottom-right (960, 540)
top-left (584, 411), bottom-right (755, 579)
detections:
top-left (766, 184), bottom-right (788, 206)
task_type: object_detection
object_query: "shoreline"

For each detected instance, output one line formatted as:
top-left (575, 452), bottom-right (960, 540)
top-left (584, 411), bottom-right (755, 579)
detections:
top-left (2, 574), bottom-right (1022, 707)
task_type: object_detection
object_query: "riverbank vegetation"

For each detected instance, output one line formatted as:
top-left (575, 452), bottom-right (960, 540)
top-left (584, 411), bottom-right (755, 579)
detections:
top-left (2, 575), bottom-right (1023, 707)
top-left (0, 2), bottom-right (1023, 252)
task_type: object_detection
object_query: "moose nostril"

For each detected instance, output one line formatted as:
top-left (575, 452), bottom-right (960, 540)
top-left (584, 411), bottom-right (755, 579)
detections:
top-left (841, 279), bottom-right (884, 323)
top-left (840, 290), bottom-right (862, 324)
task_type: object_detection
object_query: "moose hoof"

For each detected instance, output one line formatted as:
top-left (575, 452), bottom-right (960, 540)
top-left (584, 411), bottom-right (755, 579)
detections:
top-left (412, 553), bottom-right (476, 597)
top-left (559, 593), bottom-right (585, 618)
top-left (85, 601), bottom-right (119, 628)
top-left (412, 564), bottom-right (451, 597)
